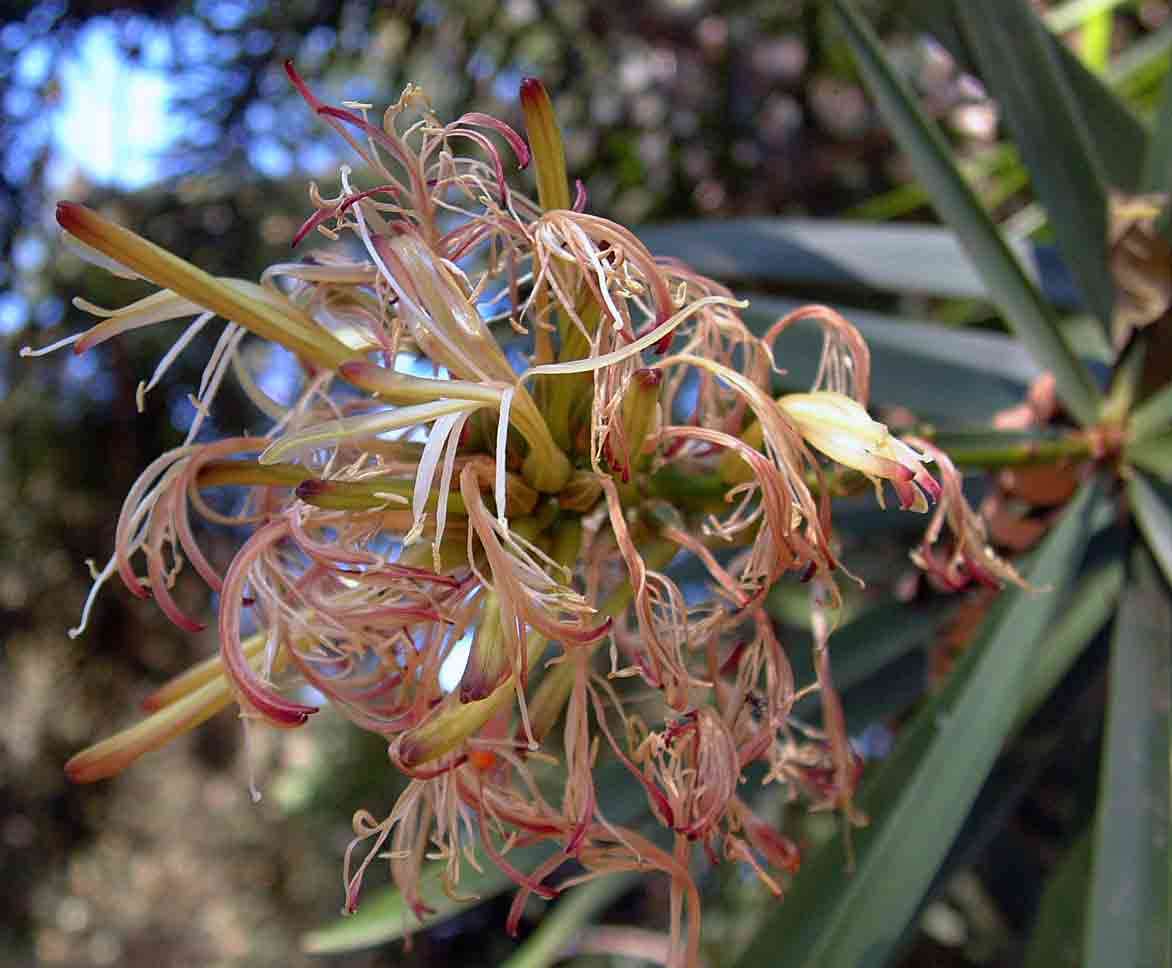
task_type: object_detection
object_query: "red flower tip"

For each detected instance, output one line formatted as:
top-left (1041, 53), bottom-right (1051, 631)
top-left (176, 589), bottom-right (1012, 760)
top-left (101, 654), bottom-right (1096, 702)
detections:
top-left (336, 360), bottom-right (370, 382)
top-left (294, 479), bottom-right (329, 501)
top-left (519, 76), bottom-right (546, 105)
top-left (55, 200), bottom-right (85, 232)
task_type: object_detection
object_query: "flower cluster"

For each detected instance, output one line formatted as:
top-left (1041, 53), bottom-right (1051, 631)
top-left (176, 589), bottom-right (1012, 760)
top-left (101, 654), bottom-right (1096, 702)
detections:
top-left (32, 66), bottom-right (1021, 967)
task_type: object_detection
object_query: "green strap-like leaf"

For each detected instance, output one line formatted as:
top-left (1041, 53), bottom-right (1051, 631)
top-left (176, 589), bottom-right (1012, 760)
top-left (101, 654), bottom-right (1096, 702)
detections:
top-left (900, 0), bottom-right (1147, 193)
top-left (1128, 382), bottom-right (1172, 442)
top-left (500, 872), bottom-right (639, 968)
top-left (786, 599), bottom-right (954, 723)
top-left (1045, 0), bottom-right (1129, 35)
top-left (1083, 546), bottom-right (1171, 967)
top-left (1143, 62), bottom-right (1172, 192)
top-left (955, 0), bottom-right (1115, 331)
top-left (300, 839), bottom-right (549, 954)
top-left (1022, 830), bottom-right (1093, 968)
top-left (1129, 433), bottom-right (1172, 483)
top-left (832, 0), bottom-right (1103, 426)
top-left (1019, 558), bottom-right (1124, 725)
top-left (637, 219), bottom-right (1080, 307)
top-left (733, 479), bottom-right (1102, 968)
top-left (1130, 472), bottom-right (1172, 587)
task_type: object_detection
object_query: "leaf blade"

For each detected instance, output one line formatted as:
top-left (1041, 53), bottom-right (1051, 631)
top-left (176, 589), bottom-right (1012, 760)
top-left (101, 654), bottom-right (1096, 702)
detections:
top-left (900, 0), bottom-right (1147, 192)
top-left (638, 219), bottom-right (1081, 308)
top-left (1023, 830), bottom-right (1094, 968)
top-left (1130, 472), bottom-right (1172, 587)
top-left (733, 479), bottom-right (1103, 968)
top-left (1128, 382), bottom-right (1172, 442)
top-left (831, 0), bottom-right (1103, 426)
top-left (1083, 546), bottom-right (1171, 966)
top-left (955, 0), bottom-right (1115, 330)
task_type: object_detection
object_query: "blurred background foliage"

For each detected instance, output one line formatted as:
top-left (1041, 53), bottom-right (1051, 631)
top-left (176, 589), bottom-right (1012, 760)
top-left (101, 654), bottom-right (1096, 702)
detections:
top-left (2, 1), bottom-right (1170, 966)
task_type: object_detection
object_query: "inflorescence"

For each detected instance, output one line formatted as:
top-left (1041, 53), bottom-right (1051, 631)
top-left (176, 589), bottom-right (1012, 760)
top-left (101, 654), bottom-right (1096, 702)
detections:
top-left (29, 64), bottom-right (1023, 967)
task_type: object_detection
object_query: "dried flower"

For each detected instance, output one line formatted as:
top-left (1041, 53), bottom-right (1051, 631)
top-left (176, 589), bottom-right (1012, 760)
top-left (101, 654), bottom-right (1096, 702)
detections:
top-left (29, 67), bottom-right (978, 968)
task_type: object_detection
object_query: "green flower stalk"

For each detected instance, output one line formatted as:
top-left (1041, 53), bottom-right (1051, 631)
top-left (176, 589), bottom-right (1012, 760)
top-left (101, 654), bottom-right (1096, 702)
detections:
top-left (29, 66), bottom-right (1023, 968)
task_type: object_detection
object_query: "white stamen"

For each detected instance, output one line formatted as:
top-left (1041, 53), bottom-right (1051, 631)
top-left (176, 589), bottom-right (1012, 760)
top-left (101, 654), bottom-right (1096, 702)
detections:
top-left (434, 411), bottom-right (471, 570)
top-left (20, 333), bottom-right (82, 357)
top-left (495, 386), bottom-right (514, 526)
top-left (138, 311), bottom-right (215, 412)
top-left (408, 410), bottom-right (463, 545)
top-left (69, 554), bottom-right (118, 638)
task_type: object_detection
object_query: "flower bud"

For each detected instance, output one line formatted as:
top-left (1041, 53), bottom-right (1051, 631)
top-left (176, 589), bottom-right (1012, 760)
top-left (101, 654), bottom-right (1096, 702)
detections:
top-left (778, 391), bottom-right (940, 512)
top-left (519, 77), bottom-right (571, 211)
top-left (558, 470), bottom-right (603, 512)
top-left (606, 368), bottom-right (662, 480)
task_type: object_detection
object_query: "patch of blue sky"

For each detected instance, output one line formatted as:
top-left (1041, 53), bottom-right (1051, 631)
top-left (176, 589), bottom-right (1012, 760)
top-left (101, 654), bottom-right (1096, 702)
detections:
top-left (505, 341), bottom-right (530, 376)
top-left (439, 627), bottom-right (474, 693)
top-left (63, 350), bottom-right (114, 403)
top-left (0, 292), bottom-right (30, 335)
top-left (13, 235), bottom-right (48, 274)
top-left (167, 384), bottom-right (200, 435)
top-left (34, 296), bottom-right (65, 329)
top-left (671, 369), bottom-right (699, 423)
top-left (248, 138), bottom-right (294, 178)
top-left (195, 0), bottom-right (256, 32)
top-left (52, 19), bottom-right (183, 190)
top-left (395, 351), bottom-right (448, 380)
top-left (254, 344), bottom-right (302, 408)
top-left (15, 40), bottom-right (53, 86)
top-left (243, 28), bottom-right (272, 57)
top-left (297, 140), bottom-right (342, 177)
top-left (492, 68), bottom-right (526, 103)
top-left (476, 283), bottom-right (515, 321)
top-left (467, 48), bottom-right (496, 81)
top-left (299, 25), bottom-right (336, 67)
top-left (245, 99), bottom-right (277, 133)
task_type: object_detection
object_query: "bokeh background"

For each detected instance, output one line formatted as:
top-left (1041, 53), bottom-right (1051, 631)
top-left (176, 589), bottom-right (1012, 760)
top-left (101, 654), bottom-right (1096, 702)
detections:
top-left (1, 1), bottom-right (1167, 966)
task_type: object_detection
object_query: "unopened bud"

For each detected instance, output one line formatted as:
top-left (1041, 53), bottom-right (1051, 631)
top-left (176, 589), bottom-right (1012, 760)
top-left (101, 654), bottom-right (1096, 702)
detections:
top-left (558, 471), bottom-right (603, 512)
top-left (459, 596), bottom-right (510, 702)
top-left (608, 368), bottom-right (662, 479)
top-left (520, 77), bottom-right (571, 211)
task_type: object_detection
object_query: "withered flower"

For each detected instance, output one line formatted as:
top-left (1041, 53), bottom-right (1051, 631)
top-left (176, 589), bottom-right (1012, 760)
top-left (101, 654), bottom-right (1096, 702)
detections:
top-left (29, 65), bottom-right (980, 967)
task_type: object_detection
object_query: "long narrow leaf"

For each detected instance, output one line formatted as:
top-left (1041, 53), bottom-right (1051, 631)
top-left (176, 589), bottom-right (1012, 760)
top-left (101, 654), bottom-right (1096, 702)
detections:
top-left (302, 763), bottom-right (649, 954)
top-left (956, 0), bottom-right (1115, 330)
top-left (1128, 434), bottom-right (1172, 483)
top-left (638, 219), bottom-right (1081, 307)
top-left (787, 599), bottom-right (954, 720)
top-left (500, 872), bottom-right (639, 968)
top-left (900, 0), bottom-right (1146, 192)
top-left (1143, 56), bottom-right (1172, 192)
top-left (1045, 0), bottom-right (1129, 35)
top-left (1130, 471), bottom-right (1172, 587)
top-left (832, 0), bottom-right (1103, 426)
top-left (1128, 381), bottom-right (1172, 442)
top-left (300, 840), bottom-right (543, 954)
top-left (733, 480), bottom-right (1102, 968)
top-left (1022, 830), bottom-right (1093, 968)
top-left (1019, 557), bottom-right (1124, 724)
top-left (1083, 546), bottom-right (1171, 966)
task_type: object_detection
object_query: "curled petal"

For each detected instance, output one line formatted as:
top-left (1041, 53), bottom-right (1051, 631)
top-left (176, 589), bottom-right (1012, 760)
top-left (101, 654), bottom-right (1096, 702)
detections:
top-left (218, 521), bottom-right (318, 727)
